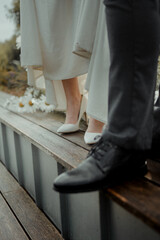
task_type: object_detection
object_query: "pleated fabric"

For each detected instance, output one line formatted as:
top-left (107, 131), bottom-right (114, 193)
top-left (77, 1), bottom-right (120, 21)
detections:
top-left (20, 0), bottom-right (110, 123)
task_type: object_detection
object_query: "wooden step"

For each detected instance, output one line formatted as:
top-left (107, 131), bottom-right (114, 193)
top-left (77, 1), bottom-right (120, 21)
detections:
top-left (0, 194), bottom-right (29, 240)
top-left (0, 162), bottom-right (63, 240)
top-left (0, 91), bottom-right (160, 240)
top-left (106, 178), bottom-right (160, 233)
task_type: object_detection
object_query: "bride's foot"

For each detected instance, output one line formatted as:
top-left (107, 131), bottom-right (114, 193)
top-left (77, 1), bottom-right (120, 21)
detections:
top-left (57, 77), bottom-right (87, 134)
top-left (84, 118), bottom-right (105, 144)
top-left (57, 95), bottom-right (87, 133)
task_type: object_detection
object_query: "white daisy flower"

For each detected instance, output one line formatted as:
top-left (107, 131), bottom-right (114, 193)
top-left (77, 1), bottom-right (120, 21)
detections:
top-left (4, 87), bottom-right (55, 114)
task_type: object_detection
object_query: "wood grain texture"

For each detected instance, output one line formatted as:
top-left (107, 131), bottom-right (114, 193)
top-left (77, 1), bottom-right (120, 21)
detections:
top-left (4, 188), bottom-right (63, 240)
top-left (0, 162), bottom-right (20, 193)
top-left (106, 178), bottom-right (160, 233)
top-left (22, 111), bottom-right (90, 149)
top-left (0, 91), bottom-right (90, 150)
top-left (0, 105), bottom-right (88, 169)
top-left (1, 91), bottom-right (160, 235)
top-left (0, 194), bottom-right (29, 240)
top-left (0, 161), bottom-right (63, 240)
top-left (146, 159), bottom-right (160, 185)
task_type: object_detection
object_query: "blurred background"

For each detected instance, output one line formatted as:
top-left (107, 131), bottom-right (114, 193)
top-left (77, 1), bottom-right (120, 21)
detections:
top-left (0, 0), bottom-right (160, 100)
top-left (0, 0), bottom-right (27, 97)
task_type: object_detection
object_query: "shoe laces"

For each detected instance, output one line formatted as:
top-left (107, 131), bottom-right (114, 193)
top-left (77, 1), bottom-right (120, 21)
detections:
top-left (87, 137), bottom-right (116, 160)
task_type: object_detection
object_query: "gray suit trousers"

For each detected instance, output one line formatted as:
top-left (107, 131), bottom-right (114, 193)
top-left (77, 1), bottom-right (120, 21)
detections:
top-left (103, 0), bottom-right (160, 150)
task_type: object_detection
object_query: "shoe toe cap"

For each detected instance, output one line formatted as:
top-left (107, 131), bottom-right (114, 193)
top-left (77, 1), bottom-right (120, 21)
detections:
top-left (57, 124), bottom-right (79, 133)
top-left (84, 132), bottom-right (101, 144)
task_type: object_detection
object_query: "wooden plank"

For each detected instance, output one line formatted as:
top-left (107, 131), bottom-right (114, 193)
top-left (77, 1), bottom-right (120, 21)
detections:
top-left (106, 178), bottom-right (160, 233)
top-left (2, 91), bottom-right (160, 235)
top-left (0, 194), bottom-right (29, 240)
top-left (0, 91), bottom-right (90, 151)
top-left (3, 188), bottom-right (63, 240)
top-left (0, 162), bottom-right (20, 193)
top-left (0, 160), bottom-right (63, 239)
top-left (21, 111), bottom-right (90, 150)
top-left (0, 106), bottom-right (88, 169)
top-left (146, 159), bottom-right (160, 185)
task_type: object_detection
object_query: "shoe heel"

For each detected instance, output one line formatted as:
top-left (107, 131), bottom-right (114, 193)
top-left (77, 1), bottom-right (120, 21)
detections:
top-left (77, 95), bottom-right (87, 124)
top-left (84, 112), bottom-right (88, 125)
top-left (57, 95), bottom-right (87, 133)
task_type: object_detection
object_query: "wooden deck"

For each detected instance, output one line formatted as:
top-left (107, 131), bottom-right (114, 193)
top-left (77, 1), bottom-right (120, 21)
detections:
top-left (0, 91), bottom-right (160, 240)
top-left (0, 161), bottom-right (63, 240)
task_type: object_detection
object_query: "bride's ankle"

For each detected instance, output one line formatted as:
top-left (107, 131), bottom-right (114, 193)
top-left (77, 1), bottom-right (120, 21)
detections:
top-left (87, 118), bottom-right (104, 133)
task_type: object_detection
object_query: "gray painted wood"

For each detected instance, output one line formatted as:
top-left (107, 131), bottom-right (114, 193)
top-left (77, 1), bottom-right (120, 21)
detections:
top-left (17, 135), bottom-right (35, 199)
top-left (60, 192), bottom-right (101, 240)
top-left (0, 162), bottom-right (21, 193)
top-left (2, 126), bottom-right (18, 180)
top-left (0, 123), bottom-right (5, 164)
top-left (99, 192), bottom-right (111, 240)
top-left (103, 196), bottom-right (160, 240)
top-left (1, 123), bottom-right (10, 169)
top-left (14, 132), bottom-right (25, 186)
top-left (1, 123), bottom-right (18, 180)
top-left (32, 145), bottom-right (62, 231)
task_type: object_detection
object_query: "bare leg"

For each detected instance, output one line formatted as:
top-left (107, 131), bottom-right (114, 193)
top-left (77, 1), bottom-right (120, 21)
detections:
top-left (62, 77), bottom-right (81, 124)
top-left (62, 77), bottom-right (105, 134)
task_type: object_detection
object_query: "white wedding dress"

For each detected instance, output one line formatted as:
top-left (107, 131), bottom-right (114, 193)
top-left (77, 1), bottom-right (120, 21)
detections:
top-left (20, 0), bottom-right (110, 123)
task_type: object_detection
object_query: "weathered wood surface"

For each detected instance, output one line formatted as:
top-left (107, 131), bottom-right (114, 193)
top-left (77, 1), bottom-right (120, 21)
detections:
top-left (0, 194), bottom-right (29, 240)
top-left (0, 162), bottom-right (63, 240)
top-left (1, 91), bottom-right (160, 235)
top-left (0, 160), bottom-right (20, 193)
top-left (0, 105), bottom-right (88, 169)
top-left (0, 91), bottom-right (90, 151)
top-left (106, 178), bottom-right (160, 233)
top-left (4, 189), bottom-right (62, 240)
top-left (22, 111), bottom-right (90, 149)
top-left (146, 159), bottom-right (160, 185)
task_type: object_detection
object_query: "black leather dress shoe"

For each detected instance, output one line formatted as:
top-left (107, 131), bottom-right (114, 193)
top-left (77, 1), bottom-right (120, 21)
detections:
top-left (53, 138), bottom-right (147, 193)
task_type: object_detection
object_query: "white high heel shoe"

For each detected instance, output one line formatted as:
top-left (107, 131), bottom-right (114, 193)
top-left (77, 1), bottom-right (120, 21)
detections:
top-left (84, 132), bottom-right (102, 145)
top-left (57, 96), bottom-right (87, 133)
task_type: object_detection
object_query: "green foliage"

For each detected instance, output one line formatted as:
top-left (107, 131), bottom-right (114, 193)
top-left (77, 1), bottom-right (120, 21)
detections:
top-left (0, 27), bottom-right (27, 90)
top-left (0, 0), bottom-right (27, 96)
top-left (0, 35), bottom-right (20, 71)
top-left (0, 0), bottom-right (21, 72)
